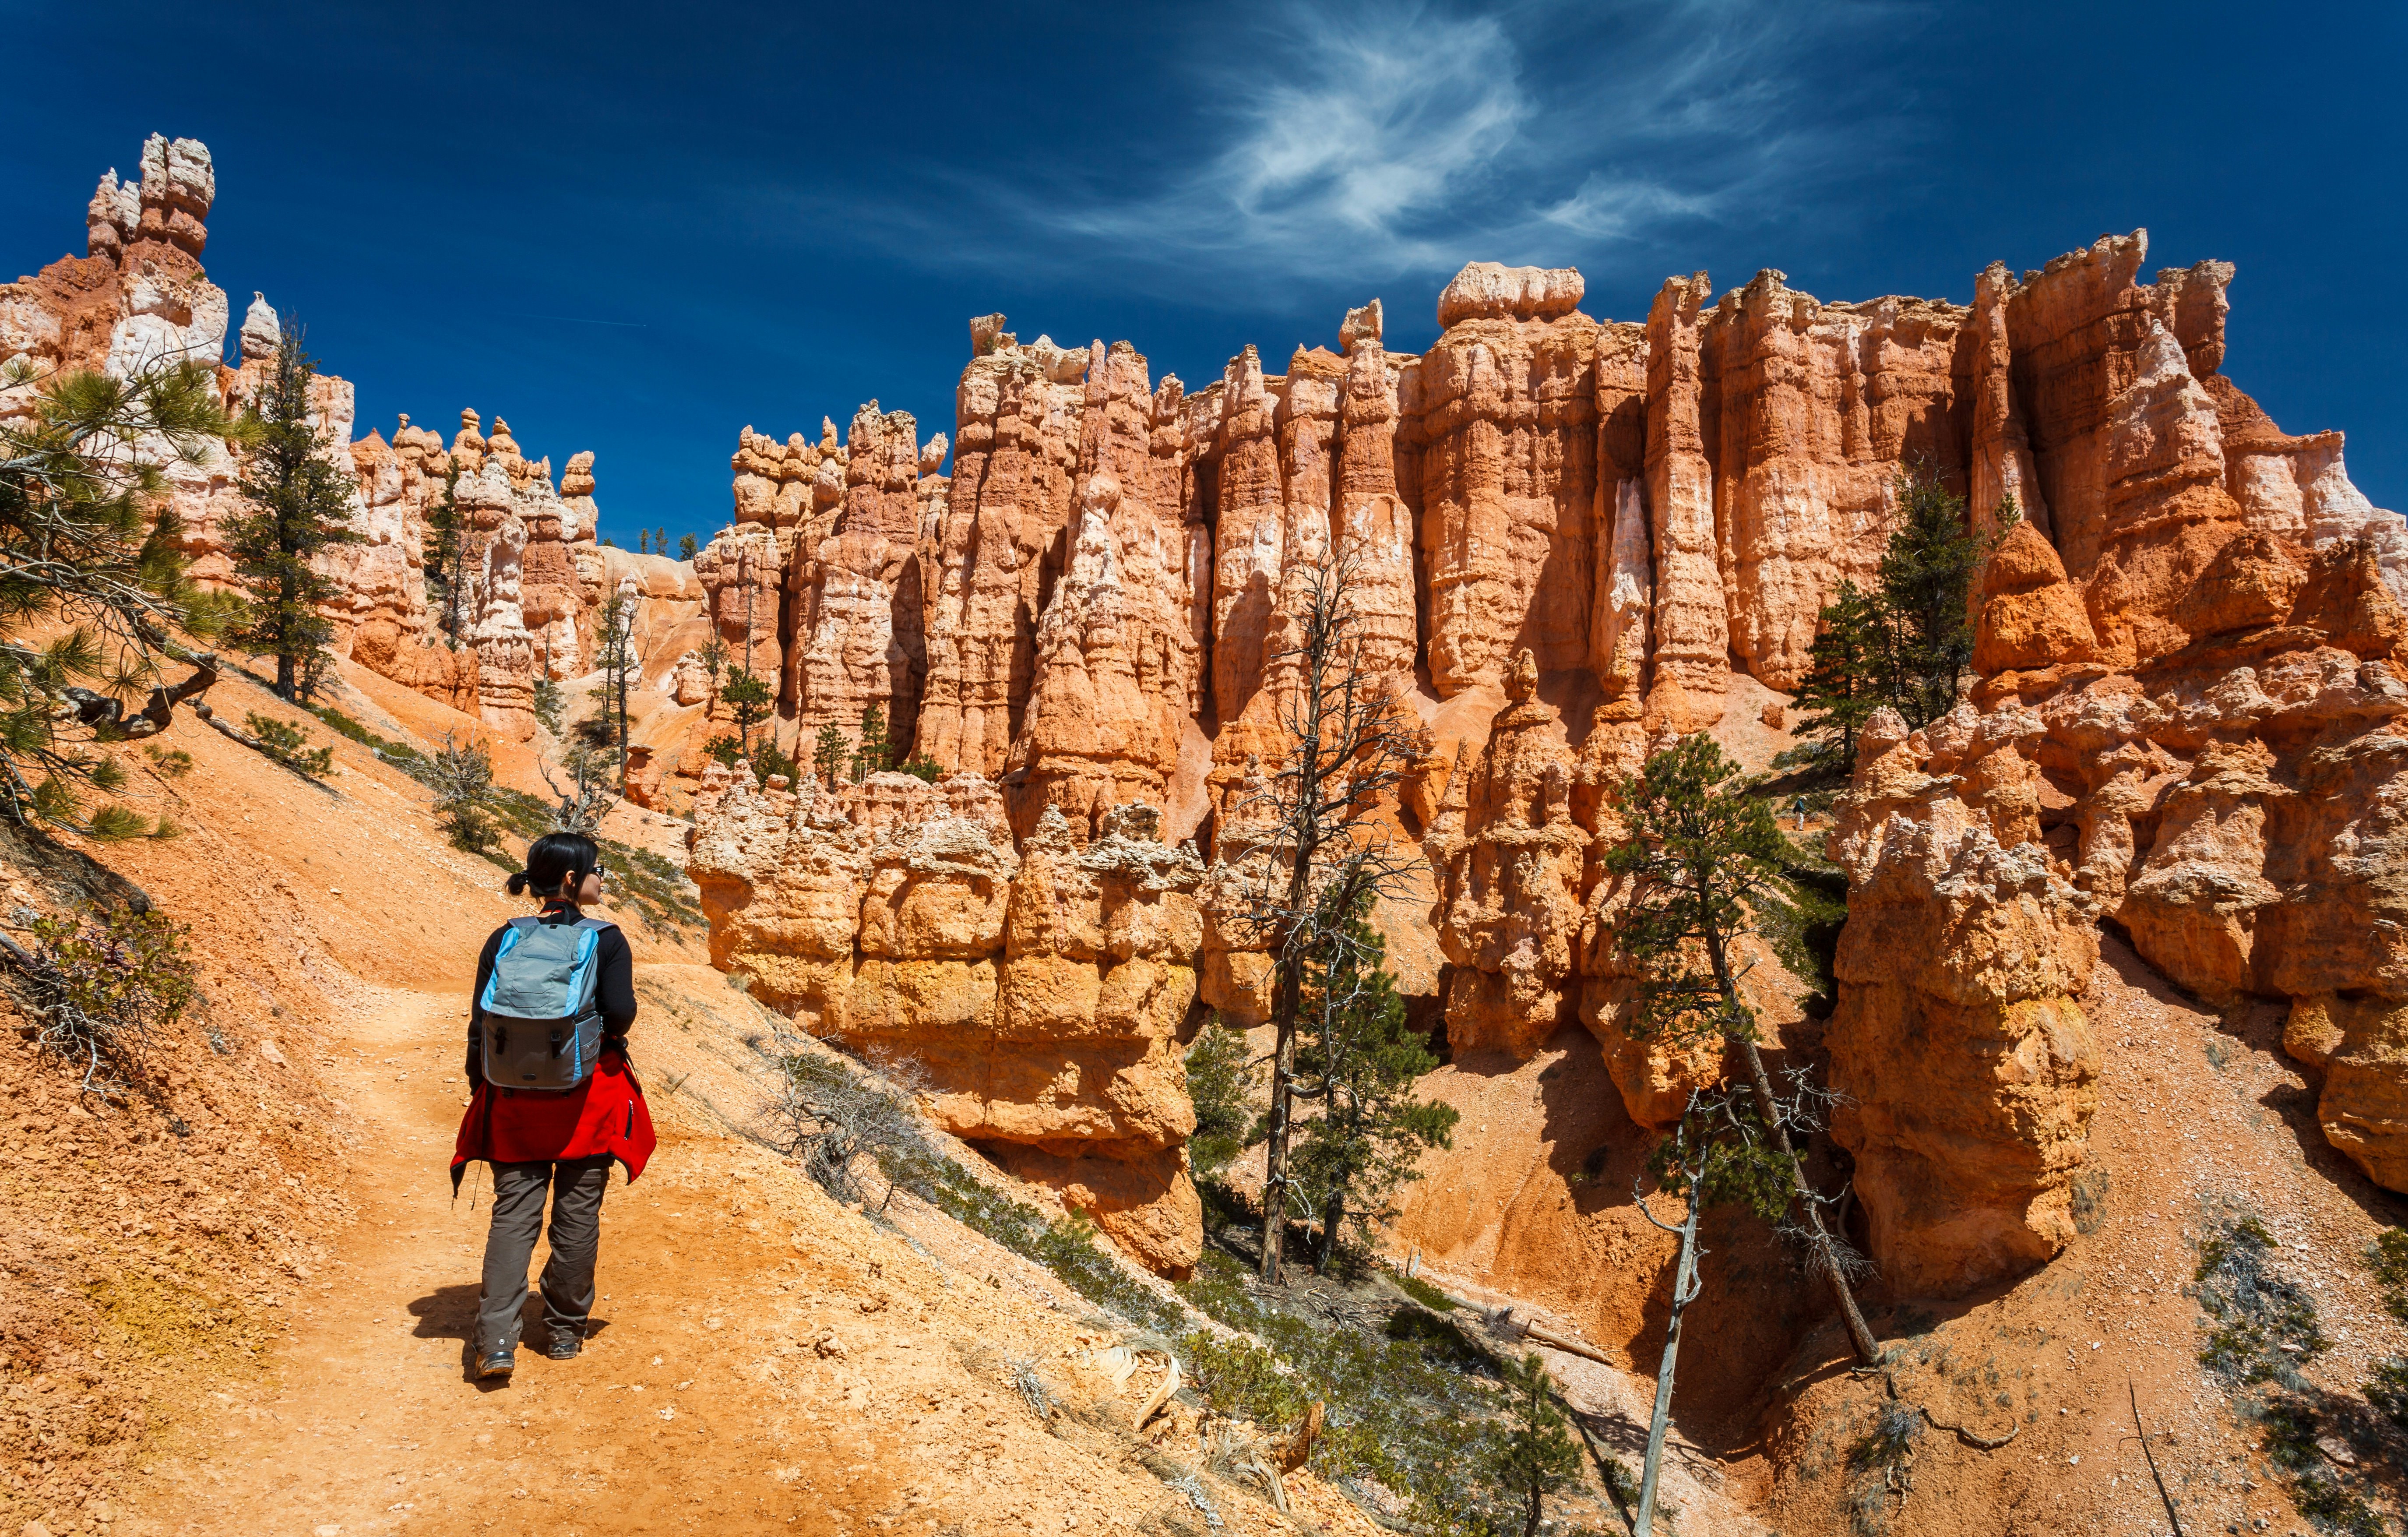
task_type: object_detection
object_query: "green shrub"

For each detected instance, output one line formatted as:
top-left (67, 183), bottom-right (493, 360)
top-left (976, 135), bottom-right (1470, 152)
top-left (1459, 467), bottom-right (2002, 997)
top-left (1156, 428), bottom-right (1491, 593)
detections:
top-left (1182, 1331), bottom-right (1308, 1427)
top-left (2366, 1230), bottom-right (2408, 1322)
top-left (17, 904), bottom-right (198, 1093)
top-left (2369, 1357), bottom-right (2408, 1429)
top-left (243, 712), bottom-right (333, 776)
top-left (1394, 1271), bottom-right (1457, 1314)
top-left (2194, 1214), bottom-right (2327, 1384)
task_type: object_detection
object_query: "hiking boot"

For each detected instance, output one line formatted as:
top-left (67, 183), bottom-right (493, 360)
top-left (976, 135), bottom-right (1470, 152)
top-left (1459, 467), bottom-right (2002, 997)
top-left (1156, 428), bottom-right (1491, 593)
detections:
top-left (544, 1326), bottom-right (583, 1361)
top-left (476, 1349), bottom-right (515, 1380)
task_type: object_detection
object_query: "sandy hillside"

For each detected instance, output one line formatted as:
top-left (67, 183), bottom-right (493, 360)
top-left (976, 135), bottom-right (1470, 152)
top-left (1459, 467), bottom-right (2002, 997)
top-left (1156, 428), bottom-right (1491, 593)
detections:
top-left (1, 657), bottom-right (1382, 1537)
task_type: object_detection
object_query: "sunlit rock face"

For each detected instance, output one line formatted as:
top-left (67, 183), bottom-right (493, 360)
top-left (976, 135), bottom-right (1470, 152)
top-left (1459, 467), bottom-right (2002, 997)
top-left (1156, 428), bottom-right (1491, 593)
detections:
top-left (687, 767), bottom-right (1204, 1276)
top-left (668, 232), bottom-right (2406, 1279)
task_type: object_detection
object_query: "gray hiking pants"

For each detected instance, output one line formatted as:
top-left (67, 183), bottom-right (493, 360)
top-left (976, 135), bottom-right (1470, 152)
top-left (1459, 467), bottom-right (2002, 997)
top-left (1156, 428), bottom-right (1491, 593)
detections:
top-left (475, 1156), bottom-right (612, 1355)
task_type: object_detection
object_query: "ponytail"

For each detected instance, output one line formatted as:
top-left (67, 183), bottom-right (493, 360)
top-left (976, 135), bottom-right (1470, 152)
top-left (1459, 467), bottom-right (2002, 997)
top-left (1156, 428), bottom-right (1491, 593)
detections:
top-left (511, 832), bottom-right (600, 901)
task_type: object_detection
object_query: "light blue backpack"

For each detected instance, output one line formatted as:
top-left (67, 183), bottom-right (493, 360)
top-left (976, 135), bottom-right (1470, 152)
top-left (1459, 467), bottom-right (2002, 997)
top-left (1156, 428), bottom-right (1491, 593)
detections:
top-left (478, 916), bottom-right (615, 1092)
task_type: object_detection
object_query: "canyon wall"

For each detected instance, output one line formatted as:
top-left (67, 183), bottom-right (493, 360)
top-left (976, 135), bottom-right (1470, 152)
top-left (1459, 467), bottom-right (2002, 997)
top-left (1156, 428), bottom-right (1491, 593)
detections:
top-left (687, 229), bottom-right (2408, 1291)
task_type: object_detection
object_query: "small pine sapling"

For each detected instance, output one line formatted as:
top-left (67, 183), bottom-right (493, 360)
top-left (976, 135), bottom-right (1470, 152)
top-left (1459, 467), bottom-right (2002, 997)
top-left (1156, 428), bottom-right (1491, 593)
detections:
top-left (243, 712), bottom-right (335, 776)
top-left (813, 722), bottom-right (848, 786)
top-left (1184, 1014), bottom-right (1260, 1184)
top-left (1488, 1353), bottom-right (1582, 1537)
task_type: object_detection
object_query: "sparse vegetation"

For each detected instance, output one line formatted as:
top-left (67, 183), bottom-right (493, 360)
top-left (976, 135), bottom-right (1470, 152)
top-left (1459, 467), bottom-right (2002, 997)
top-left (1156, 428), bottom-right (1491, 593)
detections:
top-left (772, 1047), bottom-right (931, 1210)
top-left (423, 730), bottom-right (499, 853)
top-left (142, 744), bottom-right (193, 778)
top-left (1846, 1401), bottom-right (1921, 1535)
top-left (242, 712), bottom-right (334, 777)
top-left (1394, 1271), bottom-right (1456, 1314)
top-left (2193, 1213), bottom-right (2327, 1384)
top-left (2365, 1228), bottom-right (2408, 1322)
top-left (6, 902), bottom-right (198, 1094)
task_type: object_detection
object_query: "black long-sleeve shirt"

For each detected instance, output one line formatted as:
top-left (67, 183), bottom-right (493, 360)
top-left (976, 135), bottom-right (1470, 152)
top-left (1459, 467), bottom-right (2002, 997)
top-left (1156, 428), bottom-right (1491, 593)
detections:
top-left (465, 902), bottom-right (636, 1079)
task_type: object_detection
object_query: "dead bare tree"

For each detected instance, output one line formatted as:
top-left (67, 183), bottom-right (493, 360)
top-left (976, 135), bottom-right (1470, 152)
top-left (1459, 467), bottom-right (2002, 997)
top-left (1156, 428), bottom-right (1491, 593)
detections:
top-left (769, 1045), bottom-right (933, 1211)
top-left (1225, 544), bottom-right (1422, 1281)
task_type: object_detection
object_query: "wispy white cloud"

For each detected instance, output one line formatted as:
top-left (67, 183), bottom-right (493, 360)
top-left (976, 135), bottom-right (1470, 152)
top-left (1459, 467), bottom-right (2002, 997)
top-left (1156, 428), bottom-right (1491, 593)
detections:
top-left (792, 0), bottom-right (1922, 312)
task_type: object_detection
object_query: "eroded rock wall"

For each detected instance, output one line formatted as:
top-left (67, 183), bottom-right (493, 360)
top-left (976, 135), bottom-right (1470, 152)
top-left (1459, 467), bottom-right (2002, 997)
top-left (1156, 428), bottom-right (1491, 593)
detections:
top-left (685, 243), bottom-right (2406, 1286)
top-left (686, 764), bottom-right (1203, 1275)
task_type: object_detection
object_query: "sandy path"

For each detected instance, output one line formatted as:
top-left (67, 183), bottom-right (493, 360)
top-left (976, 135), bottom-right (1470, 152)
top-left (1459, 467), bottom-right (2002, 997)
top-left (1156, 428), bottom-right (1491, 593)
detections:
top-left (125, 985), bottom-right (897, 1537)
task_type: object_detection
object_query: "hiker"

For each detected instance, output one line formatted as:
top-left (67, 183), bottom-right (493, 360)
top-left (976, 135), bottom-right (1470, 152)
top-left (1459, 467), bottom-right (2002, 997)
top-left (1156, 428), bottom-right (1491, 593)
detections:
top-left (451, 832), bottom-right (655, 1382)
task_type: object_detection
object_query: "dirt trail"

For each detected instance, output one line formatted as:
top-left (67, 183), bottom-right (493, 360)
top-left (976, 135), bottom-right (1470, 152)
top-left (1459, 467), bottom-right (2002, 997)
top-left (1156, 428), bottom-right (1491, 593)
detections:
top-left (125, 984), bottom-right (899, 1537)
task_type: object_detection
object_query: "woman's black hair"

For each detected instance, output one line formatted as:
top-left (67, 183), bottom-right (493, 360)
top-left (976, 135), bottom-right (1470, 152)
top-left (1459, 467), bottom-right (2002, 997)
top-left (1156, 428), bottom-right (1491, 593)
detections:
top-left (508, 832), bottom-right (600, 899)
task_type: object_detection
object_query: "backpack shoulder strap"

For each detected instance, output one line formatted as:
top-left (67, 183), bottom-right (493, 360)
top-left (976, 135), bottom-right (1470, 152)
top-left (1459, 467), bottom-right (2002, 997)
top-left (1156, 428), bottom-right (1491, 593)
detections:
top-left (575, 916), bottom-right (618, 934)
top-left (480, 917), bottom-right (544, 1008)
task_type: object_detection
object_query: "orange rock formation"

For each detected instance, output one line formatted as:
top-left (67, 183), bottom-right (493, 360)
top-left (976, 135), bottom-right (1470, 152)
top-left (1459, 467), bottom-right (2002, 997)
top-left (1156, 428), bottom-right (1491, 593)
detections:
top-left (682, 239), bottom-right (2406, 1288)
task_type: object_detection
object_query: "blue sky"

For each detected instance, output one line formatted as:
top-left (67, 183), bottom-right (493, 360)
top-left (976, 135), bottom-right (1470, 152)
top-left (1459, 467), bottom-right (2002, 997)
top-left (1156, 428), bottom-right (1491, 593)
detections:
top-left (2, 1), bottom-right (2401, 546)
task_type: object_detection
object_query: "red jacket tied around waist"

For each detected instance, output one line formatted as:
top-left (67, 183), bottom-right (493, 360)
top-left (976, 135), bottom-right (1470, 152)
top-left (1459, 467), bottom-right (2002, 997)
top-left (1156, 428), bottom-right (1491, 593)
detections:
top-left (451, 901), bottom-right (656, 1187)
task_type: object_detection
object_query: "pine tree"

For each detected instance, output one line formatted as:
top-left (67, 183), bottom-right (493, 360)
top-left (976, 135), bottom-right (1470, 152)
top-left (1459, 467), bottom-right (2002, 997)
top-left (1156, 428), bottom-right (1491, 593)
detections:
top-left (1780, 470), bottom-right (2021, 776)
top-left (1781, 578), bottom-right (1893, 774)
top-left (1878, 465), bottom-right (1985, 729)
top-left (593, 590), bottom-right (636, 756)
top-left (722, 669), bottom-right (773, 754)
top-left (851, 702), bottom-right (891, 782)
top-left (1184, 1015), bottom-right (1259, 1185)
top-left (1236, 546), bottom-right (1419, 1281)
top-left (812, 721), bottom-right (848, 786)
top-left (678, 532), bottom-right (698, 561)
top-left (0, 359), bottom-right (240, 828)
top-left (1606, 733), bottom-right (1881, 1365)
top-left (1488, 1354), bottom-right (1582, 1537)
top-left (227, 322), bottom-right (363, 701)
top-left (636, 530), bottom-right (650, 555)
top-left (1290, 897), bottom-right (1457, 1272)
top-left (421, 466), bottom-right (468, 648)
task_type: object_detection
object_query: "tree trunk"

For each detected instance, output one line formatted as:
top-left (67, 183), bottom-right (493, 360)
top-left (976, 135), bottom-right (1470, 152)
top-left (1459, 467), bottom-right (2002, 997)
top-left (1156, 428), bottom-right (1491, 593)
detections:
top-left (1317, 1185), bottom-right (1344, 1275)
top-left (1259, 980), bottom-right (1297, 1281)
top-left (1737, 1036), bottom-right (1880, 1365)
top-left (1258, 803), bottom-right (1320, 1281)
top-left (1635, 1181), bottom-right (1703, 1537)
top-left (1523, 1486), bottom-right (1540, 1537)
top-left (1696, 875), bottom-right (1880, 1368)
